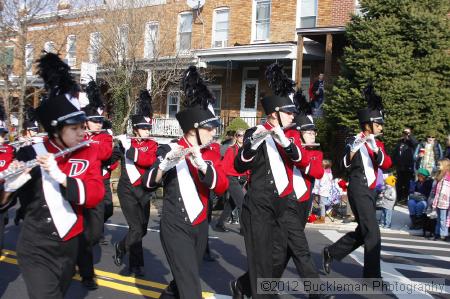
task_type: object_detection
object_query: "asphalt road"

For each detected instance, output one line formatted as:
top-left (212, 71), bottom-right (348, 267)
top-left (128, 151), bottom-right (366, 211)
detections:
top-left (0, 207), bottom-right (449, 299)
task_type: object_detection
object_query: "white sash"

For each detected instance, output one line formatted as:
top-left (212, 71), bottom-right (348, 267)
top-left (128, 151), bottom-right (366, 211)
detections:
top-left (266, 137), bottom-right (289, 194)
top-left (32, 143), bottom-right (77, 238)
top-left (359, 144), bottom-right (376, 187)
top-left (122, 141), bottom-right (140, 184)
top-left (293, 166), bottom-right (308, 199)
top-left (176, 159), bottom-right (203, 223)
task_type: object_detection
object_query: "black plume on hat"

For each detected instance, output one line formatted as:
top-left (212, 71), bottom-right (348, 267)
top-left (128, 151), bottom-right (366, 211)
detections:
top-left (180, 66), bottom-right (215, 109)
top-left (363, 83), bottom-right (383, 111)
top-left (136, 89), bottom-right (153, 117)
top-left (23, 105), bottom-right (39, 130)
top-left (293, 88), bottom-right (312, 116)
top-left (86, 80), bottom-right (104, 110)
top-left (265, 63), bottom-right (295, 97)
top-left (37, 52), bottom-right (78, 96)
top-left (0, 103), bottom-right (6, 123)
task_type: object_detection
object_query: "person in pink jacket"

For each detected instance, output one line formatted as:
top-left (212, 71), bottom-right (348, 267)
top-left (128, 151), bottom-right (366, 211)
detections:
top-left (430, 158), bottom-right (450, 241)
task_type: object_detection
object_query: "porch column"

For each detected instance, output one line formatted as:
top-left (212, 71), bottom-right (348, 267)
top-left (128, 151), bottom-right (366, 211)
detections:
top-left (295, 34), bottom-right (304, 88)
top-left (324, 33), bottom-right (333, 85)
top-left (146, 70), bottom-right (152, 91)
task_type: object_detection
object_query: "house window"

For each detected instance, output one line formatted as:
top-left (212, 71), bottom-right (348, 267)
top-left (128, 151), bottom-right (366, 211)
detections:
top-left (167, 91), bottom-right (182, 118)
top-left (299, 0), bottom-right (317, 28)
top-left (212, 8), bottom-right (229, 48)
top-left (209, 86), bottom-right (222, 116)
top-left (144, 22), bottom-right (158, 59)
top-left (178, 12), bottom-right (193, 52)
top-left (25, 44), bottom-right (34, 75)
top-left (44, 41), bottom-right (55, 53)
top-left (118, 24), bottom-right (129, 61)
top-left (242, 81), bottom-right (258, 110)
top-left (66, 35), bottom-right (76, 67)
top-left (0, 47), bottom-right (14, 67)
top-left (89, 32), bottom-right (101, 63)
top-left (253, 0), bottom-right (271, 42)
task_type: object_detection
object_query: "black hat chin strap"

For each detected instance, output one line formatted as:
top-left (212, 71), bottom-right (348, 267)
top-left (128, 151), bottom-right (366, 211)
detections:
top-left (276, 111), bottom-right (283, 128)
top-left (195, 128), bottom-right (202, 146)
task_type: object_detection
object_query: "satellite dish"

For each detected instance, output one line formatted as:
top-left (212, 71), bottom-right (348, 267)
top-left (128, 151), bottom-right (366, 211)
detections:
top-left (186, 0), bottom-right (205, 10)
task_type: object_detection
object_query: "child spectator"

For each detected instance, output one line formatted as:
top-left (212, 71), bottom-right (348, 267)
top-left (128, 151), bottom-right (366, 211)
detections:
top-left (379, 175), bottom-right (397, 228)
top-left (429, 159), bottom-right (450, 241)
top-left (407, 168), bottom-right (433, 229)
top-left (314, 160), bottom-right (333, 224)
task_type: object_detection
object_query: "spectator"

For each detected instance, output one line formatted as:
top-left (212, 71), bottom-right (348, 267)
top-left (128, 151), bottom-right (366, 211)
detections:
top-left (220, 130), bottom-right (236, 157)
top-left (379, 175), bottom-right (397, 229)
top-left (314, 159), bottom-right (333, 224)
top-left (407, 168), bottom-right (433, 229)
top-left (430, 159), bottom-right (450, 241)
top-left (308, 73), bottom-right (325, 109)
top-left (414, 131), bottom-right (443, 175)
top-left (392, 127), bottom-right (418, 203)
top-left (445, 134), bottom-right (450, 159)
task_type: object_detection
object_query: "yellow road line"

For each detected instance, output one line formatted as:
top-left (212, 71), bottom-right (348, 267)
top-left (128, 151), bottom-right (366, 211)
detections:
top-left (1, 252), bottom-right (218, 299)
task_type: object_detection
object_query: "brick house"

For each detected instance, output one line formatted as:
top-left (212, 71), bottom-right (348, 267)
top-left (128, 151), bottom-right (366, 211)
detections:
top-left (0, 0), bottom-right (360, 135)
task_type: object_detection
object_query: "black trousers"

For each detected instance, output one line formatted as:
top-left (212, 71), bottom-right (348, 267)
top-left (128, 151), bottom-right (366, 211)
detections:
top-left (77, 202), bottom-right (104, 279)
top-left (17, 227), bottom-right (78, 299)
top-left (159, 218), bottom-right (208, 299)
top-left (0, 211), bottom-right (5, 253)
top-left (103, 179), bottom-right (114, 222)
top-left (396, 170), bottom-right (414, 202)
top-left (236, 197), bottom-right (286, 299)
top-left (216, 176), bottom-right (245, 226)
top-left (117, 181), bottom-right (151, 267)
top-left (272, 199), bottom-right (319, 280)
top-left (327, 183), bottom-right (381, 278)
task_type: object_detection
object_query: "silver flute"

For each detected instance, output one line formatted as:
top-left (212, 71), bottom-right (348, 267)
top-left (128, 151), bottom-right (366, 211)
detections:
top-left (167, 141), bottom-right (215, 161)
top-left (0, 140), bottom-right (92, 180)
top-left (113, 136), bottom-right (155, 140)
top-left (249, 122), bottom-right (297, 144)
top-left (302, 143), bottom-right (321, 147)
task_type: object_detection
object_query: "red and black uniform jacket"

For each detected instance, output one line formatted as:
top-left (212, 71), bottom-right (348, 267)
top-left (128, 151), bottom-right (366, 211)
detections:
top-left (295, 149), bottom-right (324, 202)
top-left (0, 144), bottom-right (15, 172)
top-left (143, 137), bottom-right (228, 226)
top-left (14, 139), bottom-right (104, 241)
top-left (85, 132), bottom-right (114, 179)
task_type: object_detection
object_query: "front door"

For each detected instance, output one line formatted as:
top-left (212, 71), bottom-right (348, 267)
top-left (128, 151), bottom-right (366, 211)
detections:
top-left (240, 79), bottom-right (259, 126)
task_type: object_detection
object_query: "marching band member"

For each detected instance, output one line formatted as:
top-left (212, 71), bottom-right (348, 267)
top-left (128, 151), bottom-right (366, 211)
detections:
top-left (0, 52), bottom-right (104, 299)
top-left (76, 79), bottom-right (113, 290)
top-left (272, 90), bottom-right (326, 299)
top-left (0, 105), bottom-right (14, 252)
top-left (230, 63), bottom-right (309, 299)
top-left (113, 89), bottom-right (157, 277)
top-left (101, 119), bottom-right (118, 227)
top-left (18, 106), bottom-right (43, 146)
top-left (323, 85), bottom-right (392, 279)
top-left (142, 66), bottom-right (228, 299)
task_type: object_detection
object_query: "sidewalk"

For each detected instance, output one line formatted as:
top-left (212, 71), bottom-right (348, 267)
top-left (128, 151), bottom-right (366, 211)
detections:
top-left (307, 205), bottom-right (420, 235)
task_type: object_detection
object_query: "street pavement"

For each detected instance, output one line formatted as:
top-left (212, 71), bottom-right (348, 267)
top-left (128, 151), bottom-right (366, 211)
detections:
top-left (0, 206), bottom-right (449, 299)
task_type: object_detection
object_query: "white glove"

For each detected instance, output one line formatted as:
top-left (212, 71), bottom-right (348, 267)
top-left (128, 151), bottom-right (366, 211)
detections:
top-left (4, 172), bottom-right (32, 192)
top-left (158, 145), bottom-right (184, 172)
top-left (190, 146), bottom-right (208, 172)
top-left (250, 127), bottom-right (267, 150)
top-left (116, 134), bottom-right (131, 150)
top-left (272, 126), bottom-right (291, 148)
top-left (45, 155), bottom-right (67, 184)
top-left (350, 135), bottom-right (366, 153)
top-left (366, 134), bottom-right (379, 153)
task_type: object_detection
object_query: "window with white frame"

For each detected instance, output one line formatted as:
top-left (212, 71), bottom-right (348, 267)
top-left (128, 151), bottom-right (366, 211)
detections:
top-left (66, 35), bottom-right (76, 67)
top-left (209, 86), bottom-right (222, 116)
top-left (144, 22), bottom-right (158, 59)
top-left (167, 91), bottom-right (182, 118)
top-left (25, 44), bottom-right (34, 75)
top-left (89, 32), bottom-right (101, 63)
top-left (299, 0), bottom-right (317, 28)
top-left (212, 8), bottom-right (229, 48)
top-left (44, 41), bottom-right (55, 53)
top-left (178, 12), bottom-right (193, 52)
top-left (253, 0), bottom-right (271, 42)
top-left (118, 24), bottom-right (129, 61)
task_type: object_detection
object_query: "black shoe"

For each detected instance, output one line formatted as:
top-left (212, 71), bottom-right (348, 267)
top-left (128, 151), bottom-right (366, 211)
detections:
top-left (99, 236), bottom-right (109, 246)
top-left (81, 277), bottom-right (98, 290)
top-left (323, 247), bottom-right (333, 275)
top-left (229, 279), bottom-right (244, 299)
top-left (214, 224), bottom-right (229, 232)
top-left (113, 242), bottom-right (124, 266)
top-left (129, 266), bottom-right (145, 277)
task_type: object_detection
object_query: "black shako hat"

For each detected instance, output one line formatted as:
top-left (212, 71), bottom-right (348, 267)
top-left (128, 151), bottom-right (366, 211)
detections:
top-left (35, 52), bottom-right (86, 134)
top-left (261, 63), bottom-right (298, 115)
top-left (292, 89), bottom-right (316, 131)
top-left (0, 103), bottom-right (7, 134)
top-left (131, 89), bottom-right (153, 129)
top-left (176, 66), bottom-right (219, 133)
top-left (23, 106), bottom-right (39, 131)
top-left (82, 79), bottom-right (104, 121)
top-left (357, 84), bottom-right (384, 125)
